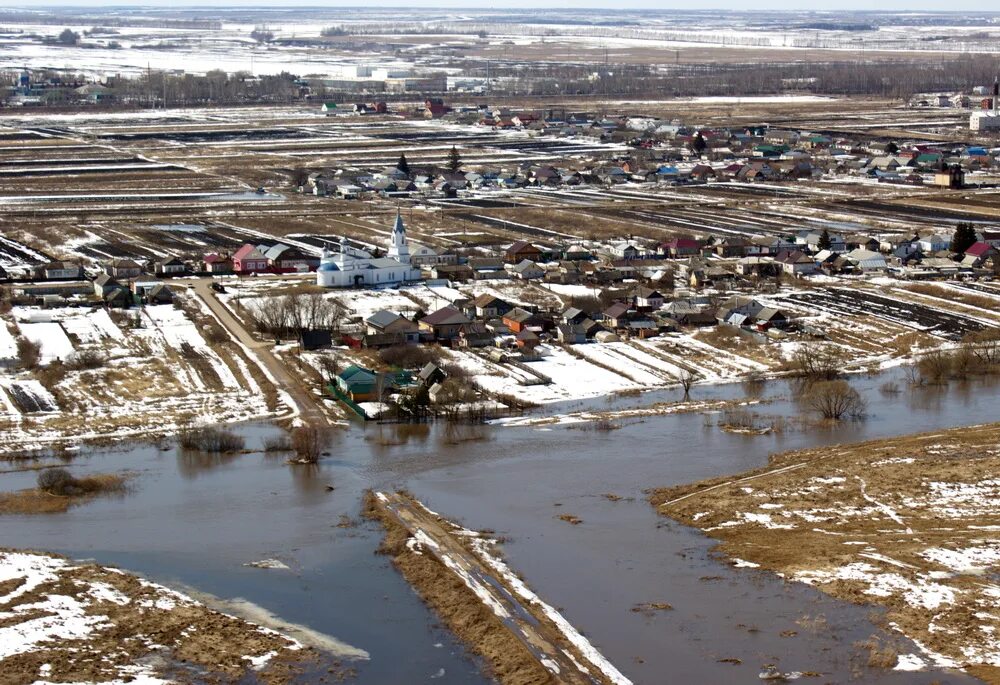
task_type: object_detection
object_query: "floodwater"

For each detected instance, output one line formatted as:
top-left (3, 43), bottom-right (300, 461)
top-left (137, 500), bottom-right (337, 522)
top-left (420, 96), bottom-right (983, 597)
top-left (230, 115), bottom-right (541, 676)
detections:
top-left (2, 367), bottom-right (998, 684)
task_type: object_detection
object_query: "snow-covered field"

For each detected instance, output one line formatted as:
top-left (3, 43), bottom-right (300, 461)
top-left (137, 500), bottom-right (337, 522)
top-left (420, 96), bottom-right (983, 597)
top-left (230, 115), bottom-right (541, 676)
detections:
top-left (0, 550), bottom-right (302, 683)
top-left (0, 302), bottom-right (278, 454)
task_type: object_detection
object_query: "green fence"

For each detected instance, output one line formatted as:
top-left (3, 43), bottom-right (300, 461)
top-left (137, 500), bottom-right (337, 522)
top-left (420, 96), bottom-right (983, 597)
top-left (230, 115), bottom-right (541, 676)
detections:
top-left (326, 383), bottom-right (369, 421)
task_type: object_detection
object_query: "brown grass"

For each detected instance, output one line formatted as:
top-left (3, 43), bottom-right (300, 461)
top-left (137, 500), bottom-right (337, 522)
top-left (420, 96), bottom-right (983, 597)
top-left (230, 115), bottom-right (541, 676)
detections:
top-left (652, 422), bottom-right (1000, 678)
top-left (361, 491), bottom-right (556, 685)
top-left (0, 473), bottom-right (128, 515)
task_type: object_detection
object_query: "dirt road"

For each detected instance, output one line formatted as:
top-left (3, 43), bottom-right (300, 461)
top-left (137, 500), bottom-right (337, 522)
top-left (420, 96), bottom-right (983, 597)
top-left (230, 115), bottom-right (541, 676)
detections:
top-left (373, 490), bottom-right (631, 685)
top-left (180, 277), bottom-right (328, 426)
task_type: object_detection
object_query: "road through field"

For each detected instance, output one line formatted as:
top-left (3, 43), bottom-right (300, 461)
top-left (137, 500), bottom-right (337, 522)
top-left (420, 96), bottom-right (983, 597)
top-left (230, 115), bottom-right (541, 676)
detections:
top-left (181, 277), bottom-right (328, 426)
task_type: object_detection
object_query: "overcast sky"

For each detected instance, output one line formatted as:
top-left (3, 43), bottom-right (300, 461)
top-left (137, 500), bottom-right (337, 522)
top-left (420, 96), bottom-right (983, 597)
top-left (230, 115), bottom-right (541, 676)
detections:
top-left (16, 1), bottom-right (1000, 11)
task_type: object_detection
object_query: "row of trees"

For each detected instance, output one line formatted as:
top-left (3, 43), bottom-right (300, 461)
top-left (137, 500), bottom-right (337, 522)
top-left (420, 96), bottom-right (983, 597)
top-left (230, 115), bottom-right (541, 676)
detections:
top-left (247, 292), bottom-right (343, 342)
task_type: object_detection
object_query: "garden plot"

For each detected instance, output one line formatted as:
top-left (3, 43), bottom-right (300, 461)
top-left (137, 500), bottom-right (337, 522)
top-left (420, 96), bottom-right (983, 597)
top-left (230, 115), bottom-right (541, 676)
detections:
top-left (58, 308), bottom-right (126, 346)
top-left (779, 287), bottom-right (990, 341)
top-left (333, 288), bottom-right (424, 321)
top-left (570, 342), bottom-right (679, 386)
top-left (136, 305), bottom-right (241, 391)
top-left (461, 279), bottom-right (560, 310)
top-left (640, 333), bottom-right (764, 382)
top-left (450, 345), bottom-right (639, 404)
top-left (0, 302), bottom-right (275, 454)
top-left (16, 322), bottom-right (74, 365)
top-left (0, 323), bottom-right (17, 365)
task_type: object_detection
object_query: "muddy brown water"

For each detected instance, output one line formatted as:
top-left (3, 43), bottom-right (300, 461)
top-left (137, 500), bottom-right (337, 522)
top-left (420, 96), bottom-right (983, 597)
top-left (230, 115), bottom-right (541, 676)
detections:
top-left (1, 368), bottom-right (997, 684)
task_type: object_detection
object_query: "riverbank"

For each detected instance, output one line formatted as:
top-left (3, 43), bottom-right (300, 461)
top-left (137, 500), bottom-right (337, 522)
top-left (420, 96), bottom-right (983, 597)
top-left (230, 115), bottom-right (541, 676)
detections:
top-left (0, 549), bottom-right (317, 684)
top-left (651, 422), bottom-right (1000, 682)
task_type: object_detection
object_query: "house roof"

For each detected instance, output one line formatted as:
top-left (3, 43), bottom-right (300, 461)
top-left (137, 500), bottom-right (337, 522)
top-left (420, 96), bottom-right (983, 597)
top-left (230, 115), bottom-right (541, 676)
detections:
top-left (504, 307), bottom-right (538, 323)
top-left (473, 293), bottom-right (509, 308)
top-left (233, 244), bottom-right (266, 261)
top-left (420, 306), bottom-right (471, 326)
top-left (366, 309), bottom-right (405, 330)
top-left (339, 365), bottom-right (378, 387)
top-left (506, 240), bottom-right (541, 255)
top-left (966, 242), bottom-right (994, 257)
top-left (604, 302), bottom-right (630, 319)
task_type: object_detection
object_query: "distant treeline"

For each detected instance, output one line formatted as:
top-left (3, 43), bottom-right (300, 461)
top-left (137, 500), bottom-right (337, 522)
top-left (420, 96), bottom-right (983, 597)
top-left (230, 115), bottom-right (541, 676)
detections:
top-left (0, 12), bottom-right (220, 30)
top-left (471, 55), bottom-right (1000, 99)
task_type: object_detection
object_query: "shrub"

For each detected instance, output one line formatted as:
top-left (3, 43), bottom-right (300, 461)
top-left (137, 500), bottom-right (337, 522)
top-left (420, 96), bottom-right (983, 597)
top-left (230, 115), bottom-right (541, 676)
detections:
top-left (262, 435), bottom-right (293, 452)
top-left (378, 344), bottom-right (439, 369)
top-left (65, 349), bottom-right (107, 371)
top-left (917, 351), bottom-right (954, 384)
top-left (37, 467), bottom-right (75, 495)
top-left (290, 425), bottom-right (327, 463)
top-left (878, 381), bottom-right (901, 395)
top-left (790, 344), bottom-right (843, 381)
top-left (805, 380), bottom-right (866, 420)
top-left (178, 426), bottom-right (245, 453)
top-left (16, 337), bottom-right (41, 370)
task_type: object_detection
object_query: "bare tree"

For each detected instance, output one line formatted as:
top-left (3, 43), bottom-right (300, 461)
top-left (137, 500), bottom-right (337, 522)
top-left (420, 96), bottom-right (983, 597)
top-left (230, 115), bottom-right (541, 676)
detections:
top-left (791, 344), bottom-right (843, 381)
top-left (805, 380), bottom-right (867, 420)
top-left (290, 425), bottom-right (327, 464)
top-left (679, 369), bottom-right (698, 399)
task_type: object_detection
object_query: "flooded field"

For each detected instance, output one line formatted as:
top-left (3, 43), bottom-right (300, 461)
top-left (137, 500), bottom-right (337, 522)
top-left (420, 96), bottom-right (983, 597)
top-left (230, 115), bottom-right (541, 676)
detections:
top-left (2, 368), bottom-right (999, 683)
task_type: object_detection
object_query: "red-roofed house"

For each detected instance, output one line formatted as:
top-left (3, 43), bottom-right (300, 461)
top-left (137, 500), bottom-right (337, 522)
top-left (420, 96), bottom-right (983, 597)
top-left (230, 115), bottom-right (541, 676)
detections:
top-left (662, 238), bottom-right (703, 258)
top-left (203, 253), bottom-right (233, 273)
top-left (963, 242), bottom-right (998, 268)
top-left (232, 244), bottom-right (269, 273)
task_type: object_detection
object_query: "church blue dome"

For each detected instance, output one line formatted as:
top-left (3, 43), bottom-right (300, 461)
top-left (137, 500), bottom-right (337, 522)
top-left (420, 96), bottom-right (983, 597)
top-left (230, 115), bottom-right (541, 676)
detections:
top-left (318, 262), bottom-right (340, 272)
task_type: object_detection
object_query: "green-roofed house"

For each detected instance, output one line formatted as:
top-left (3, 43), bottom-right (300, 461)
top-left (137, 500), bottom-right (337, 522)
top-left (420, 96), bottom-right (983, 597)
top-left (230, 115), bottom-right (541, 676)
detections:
top-left (322, 102), bottom-right (338, 115)
top-left (336, 365), bottom-right (381, 401)
top-left (914, 153), bottom-right (943, 169)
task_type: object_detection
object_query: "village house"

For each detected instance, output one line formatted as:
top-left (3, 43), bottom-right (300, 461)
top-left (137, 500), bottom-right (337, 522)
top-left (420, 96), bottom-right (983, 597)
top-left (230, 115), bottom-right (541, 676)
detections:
top-left (365, 310), bottom-right (420, 344)
top-left (963, 242), bottom-right (999, 269)
top-left (918, 234), bottom-right (951, 254)
top-left (232, 244), bottom-right (270, 273)
top-left (92, 273), bottom-right (120, 298)
top-left (39, 261), bottom-right (83, 280)
top-left (845, 248), bottom-right (889, 273)
top-left (418, 306), bottom-right (472, 341)
top-left (662, 238), bottom-right (703, 259)
top-left (154, 257), bottom-right (187, 276)
top-left (262, 244), bottom-right (320, 272)
top-left (634, 286), bottom-right (664, 311)
top-left (510, 260), bottom-right (545, 280)
top-left (335, 365), bottom-right (384, 402)
top-left (504, 240), bottom-right (544, 264)
top-left (104, 259), bottom-right (143, 280)
top-left (457, 322), bottom-right (494, 348)
top-left (202, 254), bottom-right (232, 273)
top-left (774, 250), bottom-right (819, 276)
top-left (473, 294), bottom-right (514, 318)
top-left (502, 308), bottom-right (545, 334)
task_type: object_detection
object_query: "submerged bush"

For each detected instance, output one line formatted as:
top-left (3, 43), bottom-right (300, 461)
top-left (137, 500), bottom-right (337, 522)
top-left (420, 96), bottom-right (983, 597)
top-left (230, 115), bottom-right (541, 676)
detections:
top-left (178, 426), bottom-right (245, 453)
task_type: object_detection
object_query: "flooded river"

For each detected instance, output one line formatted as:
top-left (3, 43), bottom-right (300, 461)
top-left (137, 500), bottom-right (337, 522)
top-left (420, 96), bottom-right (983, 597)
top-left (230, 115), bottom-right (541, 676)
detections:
top-left (2, 368), bottom-right (997, 684)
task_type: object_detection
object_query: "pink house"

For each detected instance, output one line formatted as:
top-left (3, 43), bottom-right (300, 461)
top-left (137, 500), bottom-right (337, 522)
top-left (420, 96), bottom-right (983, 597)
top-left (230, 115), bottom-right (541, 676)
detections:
top-left (232, 244), bottom-right (269, 273)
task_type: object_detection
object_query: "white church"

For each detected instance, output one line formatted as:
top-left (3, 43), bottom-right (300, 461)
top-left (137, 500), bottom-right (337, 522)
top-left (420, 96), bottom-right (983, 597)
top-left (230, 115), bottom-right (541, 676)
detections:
top-left (316, 212), bottom-right (422, 288)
